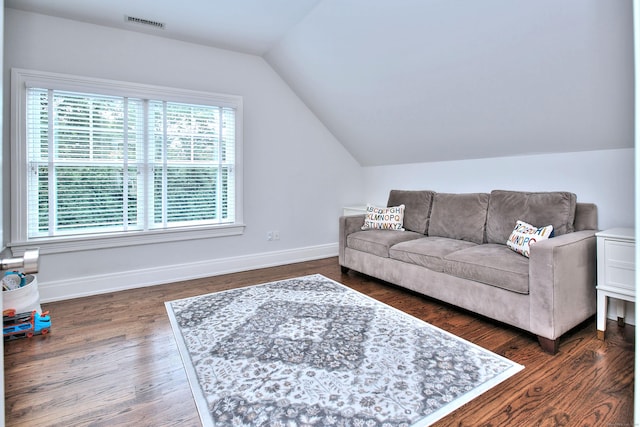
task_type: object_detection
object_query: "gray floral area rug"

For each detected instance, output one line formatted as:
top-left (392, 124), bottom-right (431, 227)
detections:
top-left (165, 274), bottom-right (523, 427)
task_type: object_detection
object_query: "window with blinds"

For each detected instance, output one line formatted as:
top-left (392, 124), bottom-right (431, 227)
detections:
top-left (12, 69), bottom-right (243, 249)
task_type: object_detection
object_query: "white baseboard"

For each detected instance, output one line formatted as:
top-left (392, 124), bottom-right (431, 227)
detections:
top-left (38, 243), bottom-right (338, 303)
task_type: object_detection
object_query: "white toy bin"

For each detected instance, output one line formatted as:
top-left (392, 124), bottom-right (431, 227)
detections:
top-left (3, 274), bottom-right (42, 314)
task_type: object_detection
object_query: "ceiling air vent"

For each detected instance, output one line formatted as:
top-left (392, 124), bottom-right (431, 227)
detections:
top-left (125, 15), bottom-right (165, 30)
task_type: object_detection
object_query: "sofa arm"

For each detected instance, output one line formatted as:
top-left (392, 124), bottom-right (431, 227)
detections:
top-left (528, 230), bottom-right (597, 343)
top-left (339, 215), bottom-right (365, 266)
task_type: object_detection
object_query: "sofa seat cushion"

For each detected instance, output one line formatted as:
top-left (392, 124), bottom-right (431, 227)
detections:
top-left (389, 237), bottom-right (478, 272)
top-left (347, 230), bottom-right (424, 258)
top-left (443, 244), bottom-right (530, 294)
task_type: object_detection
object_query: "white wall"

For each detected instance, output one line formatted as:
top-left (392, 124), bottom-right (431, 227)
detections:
top-left (0, 4), bottom-right (5, 425)
top-left (633, 1), bottom-right (639, 422)
top-left (3, 9), bottom-right (362, 301)
top-left (361, 148), bottom-right (635, 231)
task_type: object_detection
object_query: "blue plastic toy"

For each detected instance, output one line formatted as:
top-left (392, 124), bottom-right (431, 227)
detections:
top-left (3, 310), bottom-right (51, 340)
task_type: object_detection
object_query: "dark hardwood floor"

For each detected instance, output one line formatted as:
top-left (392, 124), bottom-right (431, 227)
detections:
top-left (4, 257), bottom-right (635, 426)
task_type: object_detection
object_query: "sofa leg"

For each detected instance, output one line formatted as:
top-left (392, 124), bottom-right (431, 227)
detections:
top-left (340, 265), bottom-right (350, 274)
top-left (537, 336), bottom-right (559, 355)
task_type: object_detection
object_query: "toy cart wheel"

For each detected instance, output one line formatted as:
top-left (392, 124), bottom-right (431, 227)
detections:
top-left (26, 332), bottom-right (33, 338)
top-left (41, 329), bottom-right (49, 335)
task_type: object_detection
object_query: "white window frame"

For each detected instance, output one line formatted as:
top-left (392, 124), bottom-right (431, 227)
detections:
top-left (9, 68), bottom-right (244, 255)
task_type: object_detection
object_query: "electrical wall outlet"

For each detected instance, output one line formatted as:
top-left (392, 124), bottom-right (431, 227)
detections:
top-left (266, 230), bottom-right (280, 241)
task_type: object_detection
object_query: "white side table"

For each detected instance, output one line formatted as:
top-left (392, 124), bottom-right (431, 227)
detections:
top-left (596, 227), bottom-right (635, 340)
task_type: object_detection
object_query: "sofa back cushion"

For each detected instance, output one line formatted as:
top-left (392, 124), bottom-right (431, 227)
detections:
top-left (427, 193), bottom-right (489, 244)
top-left (574, 202), bottom-right (598, 231)
top-left (486, 190), bottom-right (577, 244)
top-left (387, 190), bottom-right (435, 234)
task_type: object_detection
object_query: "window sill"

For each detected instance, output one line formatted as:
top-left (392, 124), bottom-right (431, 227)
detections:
top-left (9, 224), bottom-right (246, 256)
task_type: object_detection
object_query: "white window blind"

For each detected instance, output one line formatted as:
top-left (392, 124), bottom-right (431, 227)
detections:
top-left (148, 101), bottom-right (236, 228)
top-left (13, 69), bottom-right (243, 249)
top-left (27, 89), bottom-right (142, 236)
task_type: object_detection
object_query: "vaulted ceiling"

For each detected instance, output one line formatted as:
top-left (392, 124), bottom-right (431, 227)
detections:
top-left (6, 0), bottom-right (634, 166)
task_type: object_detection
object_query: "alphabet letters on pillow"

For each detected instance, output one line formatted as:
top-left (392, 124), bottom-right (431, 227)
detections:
top-left (361, 204), bottom-right (405, 231)
top-left (506, 220), bottom-right (554, 257)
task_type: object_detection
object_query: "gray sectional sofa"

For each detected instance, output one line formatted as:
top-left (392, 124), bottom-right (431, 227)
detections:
top-left (339, 190), bottom-right (598, 354)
